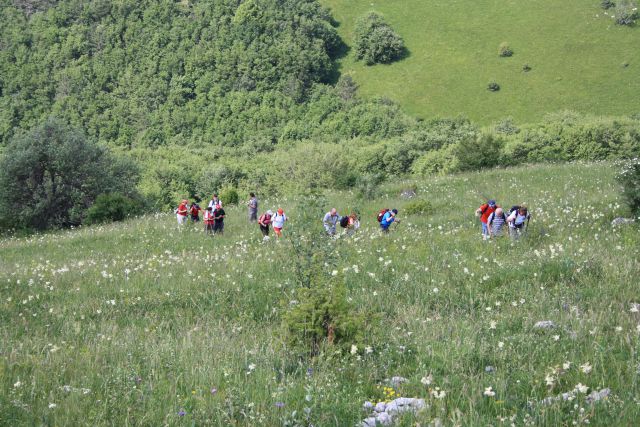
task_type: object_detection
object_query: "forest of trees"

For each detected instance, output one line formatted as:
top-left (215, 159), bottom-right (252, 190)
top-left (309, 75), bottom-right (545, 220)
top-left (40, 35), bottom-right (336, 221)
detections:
top-left (1, 0), bottom-right (639, 228)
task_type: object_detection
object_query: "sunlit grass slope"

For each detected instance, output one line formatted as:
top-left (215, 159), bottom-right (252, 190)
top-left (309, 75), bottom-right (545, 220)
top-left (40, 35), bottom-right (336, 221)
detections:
top-left (1, 162), bottom-right (639, 425)
top-left (322, 0), bottom-right (640, 124)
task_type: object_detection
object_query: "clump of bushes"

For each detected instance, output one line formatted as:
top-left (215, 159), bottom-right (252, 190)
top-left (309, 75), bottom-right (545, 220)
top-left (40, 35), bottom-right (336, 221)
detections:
top-left (498, 42), bottom-right (513, 57)
top-left (602, 0), bottom-right (616, 9)
top-left (614, 1), bottom-right (638, 26)
top-left (487, 81), bottom-right (501, 91)
top-left (617, 158), bottom-right (640, 217)
top-left (354, 12), bottom-right (405, 65)
top-left (220, 187), bottom-right (239, 205)
top-left (0, 118), bottom-right (140, 231)
top-left (404, 200), bottom-right (433, 215)
top-left (494, 117), bottom-right (520, 135)
top-left (84, 193), bottom-right (144, 225)
top-left (523, 63), bottom-right (532, 72)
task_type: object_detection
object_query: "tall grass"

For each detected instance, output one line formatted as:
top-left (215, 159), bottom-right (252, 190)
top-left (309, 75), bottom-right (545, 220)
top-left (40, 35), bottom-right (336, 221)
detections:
top-left (1, 163), bottom-right (638, 425)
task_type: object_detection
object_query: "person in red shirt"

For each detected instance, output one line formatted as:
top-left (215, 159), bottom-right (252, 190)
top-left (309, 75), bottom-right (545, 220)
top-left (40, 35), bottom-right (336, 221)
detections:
top-left (189, 203), bottom-right (202, 222)
top-left (475, 199), bottom-right (498, 240)
top-left (258, 210), bottom-right (273, 239)
top-left (203, 206), bottom-right (214, 234)
top-left (176, 200), bottom-right (189, 225)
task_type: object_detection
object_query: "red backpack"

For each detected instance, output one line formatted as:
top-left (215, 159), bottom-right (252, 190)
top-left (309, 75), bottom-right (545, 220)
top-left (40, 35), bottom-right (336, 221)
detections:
top-left (377, 209), bottom-right (389, 223)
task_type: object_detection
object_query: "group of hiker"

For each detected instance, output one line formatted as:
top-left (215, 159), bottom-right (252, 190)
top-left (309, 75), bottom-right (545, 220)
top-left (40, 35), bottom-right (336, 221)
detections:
top-left (177, 194), bottom-right (530, 240)
top-left (476, 199), bottom-right (531, 240)
top-left (176, 193), bottom-right (404, 239)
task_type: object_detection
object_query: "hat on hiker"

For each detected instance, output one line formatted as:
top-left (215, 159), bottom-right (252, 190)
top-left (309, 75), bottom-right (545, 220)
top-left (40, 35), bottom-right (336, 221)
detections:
top-left (277, 208), bottom-right (284, 215)
top-left (392, 209), bottom-right (398, 215)
top-left (488, 199), bottom-right (496, 207)
top-left (267, 210), bottom-right (273, 216)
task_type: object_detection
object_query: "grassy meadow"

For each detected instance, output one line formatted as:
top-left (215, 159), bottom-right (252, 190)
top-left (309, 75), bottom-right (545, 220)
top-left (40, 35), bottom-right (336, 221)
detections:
top-left (1, 162), bottom-right (639, 425)
top-left (321, 0), bottom-right (640, 124)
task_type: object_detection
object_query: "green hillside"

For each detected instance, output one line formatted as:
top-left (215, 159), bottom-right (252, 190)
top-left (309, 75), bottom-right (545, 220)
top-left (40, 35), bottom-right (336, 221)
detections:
top-left (1, 162), bottom-right (640, 425)
top-left (322, 0), bottom-right (640, 124)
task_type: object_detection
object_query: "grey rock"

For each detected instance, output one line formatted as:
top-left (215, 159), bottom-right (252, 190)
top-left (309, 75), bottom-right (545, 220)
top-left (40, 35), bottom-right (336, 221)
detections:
top-left (376, 412), bottom-right (393, 425)
top-left (374, 402), bottom-right (386, 413)
top-left (485, 365), bottom-right (496, 373)
top-left (534, 320), bottom-right (556, 329)
top-left (586, 388), bottom-right (611, 404)
top-left (385, 401), bottom-right (399, 414)
top-left (363, 401), bottom-right (374, 411)
top-left (612, 217), bottom-right (634, 226)
top-left (400, 189), bottom-right (417, 199)
top-left (389, 376), bottom-right (408, 387)
top-left (361, 417), bottom-right (378, 427)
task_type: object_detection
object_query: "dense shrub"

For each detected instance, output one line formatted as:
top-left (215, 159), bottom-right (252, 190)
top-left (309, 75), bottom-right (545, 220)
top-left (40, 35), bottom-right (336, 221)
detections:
top-left (356, 173), bottom-right (385, 199)
top-left (494, 117), bottom-right (520, 135)
top-left (488, 81), bottom-right (501, 92)
top-left (522, 63), bottom-right (532, 72)
top-left (602, 0), bottom-right (616, 9)
top-left (404, 200), bottom-right (433, 215)
top-left (506, 112), bottom-right (640, 164)
top-left (617, 158), bottom-right (640, 217)
top-left (498, 42), bottom-right (513, 57)
top-left (614, 1), bottom-right (638, 25)
top-left (219, 187), bottom-right (239, 206)
top-left (453, 133), bottom-right (505, 172)
top-left (411, 144), bottom-right (459, 176)
top-left (0, 118), bottom-right (139, 230)
top-left (282, 272), bottom-right (365, 356)
top-left (84, 193), bottom-right (143, 225)
top-left (354, 12), bottom-right (405, 65)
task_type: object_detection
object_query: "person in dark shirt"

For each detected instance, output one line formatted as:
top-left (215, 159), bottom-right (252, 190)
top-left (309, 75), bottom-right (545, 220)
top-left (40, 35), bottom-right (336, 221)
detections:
top-left (213, 205), bottom-right (226, 235)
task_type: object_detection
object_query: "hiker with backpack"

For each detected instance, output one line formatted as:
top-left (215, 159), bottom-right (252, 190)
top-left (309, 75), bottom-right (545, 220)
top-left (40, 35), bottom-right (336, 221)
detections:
top-left (189, 202), bottom-right (202, 223)
top-left (208, 194), bottom-right (222, 210)
top-left (475, 199), bottom-right (499, 240)
top-left (203, 206), bottom-right (215, 235)
top-left (272, 208), bottom-right (287, 238)
top-left (258, 210), bottom-right (273, 239)
top-left (323, 208), bottom-right (340, 236)
top-left (487, 207), bottom-right (507, 238)
top-left (247, 193), bottom-right (258, 222)
top-left (379, 208), bottom-right (399, 233)
top-left (176, 200), bottom-right (189, 225)
top-left (507, 204), bottom-right (530, 238)
top-left (342, 212), bottom-right (360, 236)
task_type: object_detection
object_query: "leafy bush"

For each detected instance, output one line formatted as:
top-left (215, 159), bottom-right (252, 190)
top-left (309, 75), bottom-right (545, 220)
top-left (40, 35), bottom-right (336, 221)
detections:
top-left (617, 158), bottom-right (640, 217)
top-left (498, 42), bottom-right (513, 57)
top-left (523, 63), bottom-right (532, 72)
top-left (506, 112), bottom-right (640, 164)
top-left (494, 117), bottom-right (520, 135)
top-left (282, 272), bottom-right (365, 356)
top-left (411, 144), bottom-right (459, 176)
top-left (355, 173), bottom-right (385, 199)
top-left (0, 118), bottom-right (139, 230)
top-left (404, 200), bottom-right (433, 215)
top-left (614, 1), bottom-right (638, 25)
top-left (354, 12), bottom-right (405, 65)
top-left (487, 81), bottom-right (501, 92)
top-left (453, 133), bottom-right (505, 172)
top-left (84, 193), bottom-right (143, 225)
top-left (602, 0), bottom-right (616, 9)
top-left (220, 187), bottom-right (239, 206)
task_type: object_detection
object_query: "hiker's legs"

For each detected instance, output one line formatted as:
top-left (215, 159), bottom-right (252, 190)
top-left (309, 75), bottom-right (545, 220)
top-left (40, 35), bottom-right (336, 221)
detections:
top-left (273, 227), bottom-right (282, 237)
top-left (481, 222), bottom-right (489, 239)
top-left (260, 225), bottom-right (269, 236)
top-left (177, 215), bottom-right (187, 225)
